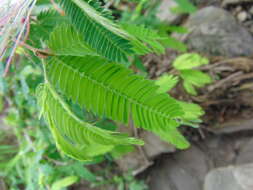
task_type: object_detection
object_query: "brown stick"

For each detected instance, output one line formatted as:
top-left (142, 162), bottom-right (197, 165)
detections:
top-left (207, 71), bottom-right (243, 92)
top-left (129, 115), bottom-right (151, 167)
top-left (19, 42), bottom-right (53, 56)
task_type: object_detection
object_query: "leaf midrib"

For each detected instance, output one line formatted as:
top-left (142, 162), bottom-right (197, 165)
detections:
top-left (55, 58), bottom-right (179, 121)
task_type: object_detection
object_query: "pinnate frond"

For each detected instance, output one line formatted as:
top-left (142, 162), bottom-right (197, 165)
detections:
top-left (37, 83), bottom-right (143, 161)
top-left (48, 24), bottom-right (97, 56)
top-left (59, 0), bottom-right (133, 62)
top-left (29, 10), bottom-right (67, 47)
top-left (122, 24), bottom-right (165, 55)
top-left (46, 56), bottom-right (190, 149)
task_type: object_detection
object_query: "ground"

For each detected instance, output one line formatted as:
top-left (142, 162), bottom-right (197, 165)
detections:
top-left (137, 1), bottom-right (253, 189)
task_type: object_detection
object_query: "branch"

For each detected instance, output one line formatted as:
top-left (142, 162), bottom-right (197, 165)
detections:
top-left (19, 42), bottom-right (53, 56)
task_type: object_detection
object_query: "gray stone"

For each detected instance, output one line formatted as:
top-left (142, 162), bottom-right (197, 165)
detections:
top-left (237, 11), bottom-right (248, 22)
top-left (147, 136), bottom-right (253, 190)
top-left (204, 164), bottom-right (253, 190)
top-left (148, 145), bottom-right (212, 190)
top-left (202, 136), bottom-right (236, 167)
top-left (211, 119), bottom-right (253, 134)
top-left (244, 20), bottom-right (253, 27)
top-left (156, 0), bottom-right (181, 24)
top-left (234, 164), bottom-right (253, 189)
top-left (236, 138), bottom-right (253, 165)
top-left (140, 131), bottom-right (175, 158)
top-left (115, 149), bottom-right (153, 173)
top-left (250, 25), bottom-right (253, 34)
top-left (249, 6), bottom-right (253, 15)
top-left (115, 129), bottom-right (175, 173)
top-left (235, 6), bottom-right (243, 14)
top-left (183, 6), bottom-right (253, 57)
top-left (204, 166), bottom-right (244, 190)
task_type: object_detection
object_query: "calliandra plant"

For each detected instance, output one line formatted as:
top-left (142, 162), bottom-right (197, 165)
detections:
top-left (0, 0), bottom-right (36, 76)
top-left (2, 0), bottom-right (204, 161)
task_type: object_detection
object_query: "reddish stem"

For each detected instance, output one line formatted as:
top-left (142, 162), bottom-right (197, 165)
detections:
top-left (50, 0), bottom-right (65, 16)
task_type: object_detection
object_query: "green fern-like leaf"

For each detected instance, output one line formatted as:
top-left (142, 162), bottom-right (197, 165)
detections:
top-left (85, 0), bottom-right (114, 20)
top-left (48, 24), bottom-right (97, 56)
top-left (37, 83), bottom-right (143, 161)
top-left (177, 101), bottom-right (203, 121)
top-left (181, 70), bottom-right (212, 95)
top-left (173, 53), bottom-right (209, 70)
top-left (158, 127), bottom-right (190, 148)
top-left (122, 24), bottom-right (187, 54)
top-left (29, 10), bottom-right (67, 47)
top-left (46, 56), bottom-right (189, 149)
top-left (122, 24), bottom-right (166, 55)
top-left (59, 0), bottom-right (133, 62)
top-left (155, 74), bottom-right (179, 93)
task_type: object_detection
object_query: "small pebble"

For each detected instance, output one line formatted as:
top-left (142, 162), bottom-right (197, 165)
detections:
top-left (235, 6), bottom-right (242, 14)
top-left (250, 25), bottom-right (253, 34)
top-left (244, 20), bottom-right (253, 27)
top-left (250, 6), bottom-right (253, 15)
top-left (237, 11), bottom-right (248, 22)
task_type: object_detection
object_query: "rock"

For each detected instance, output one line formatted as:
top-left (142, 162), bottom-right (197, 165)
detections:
top-left (236, 138), bottom-right (253, 165)
top-left (250, 25), bottom-right (253, 33)
top-left (204, 164), bottom-right (253, 190)
top-left (183, 6), bottom-right (253, 57)
top-left (148, 145), bottom-right (212, 190)
top-left (146, 135), bottom-right (253, 190)
top-left (204, 166), bottom-right (243, 190)
top-left (235, 6), bottom-right (243, 14)
top-left (140, 131), bottom-right (175, 158)
top-left (115, 129), bottom-right (175, 173)
top-left (249, 6), bottom-right (253, 15)
top-left (234, 164), bottom-right (253, 189)
top-left (156, 0), bottom-right (182, 24)
top-left (244, 20), bottom-right (253, 27)
top-left (237, 11), bottom-right (248, 22)
top-left (211, 119), bottom-right (253, 134)
top-left (115, 148), bottom-right (153, 174)
top-left (201, 136), bottom-right (237, 167)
